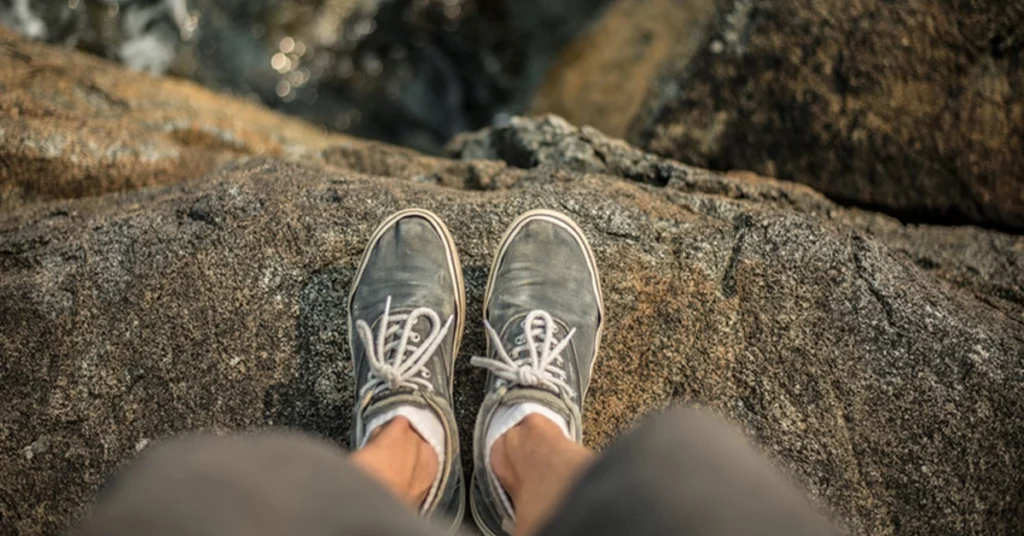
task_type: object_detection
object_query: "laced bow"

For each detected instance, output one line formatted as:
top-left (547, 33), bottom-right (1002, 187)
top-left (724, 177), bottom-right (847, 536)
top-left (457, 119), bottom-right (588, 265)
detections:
top-left (471, 309), bottom-right (577, 400)
top-left (355, 296), bottom-right (453, 398)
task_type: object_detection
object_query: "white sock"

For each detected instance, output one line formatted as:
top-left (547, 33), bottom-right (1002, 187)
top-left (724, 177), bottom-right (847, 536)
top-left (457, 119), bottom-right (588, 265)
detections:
top-left (361, 406), bottom-right (446, 514)
top-left (484, 403), bottom-right (571, 519)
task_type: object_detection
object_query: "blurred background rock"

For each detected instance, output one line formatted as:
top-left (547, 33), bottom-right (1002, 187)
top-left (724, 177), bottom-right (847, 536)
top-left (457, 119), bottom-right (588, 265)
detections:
top-left (0, 0), bottom-right (610, 153)
top-left (3, 0), bottom-right (1021, 230)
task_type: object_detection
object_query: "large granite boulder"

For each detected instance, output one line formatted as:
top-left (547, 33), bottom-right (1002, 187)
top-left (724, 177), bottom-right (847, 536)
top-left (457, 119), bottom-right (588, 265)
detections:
top-left (2, 37), bottom-right (1023, 536)
top-left (531, 0), bottom-right (1024, 231)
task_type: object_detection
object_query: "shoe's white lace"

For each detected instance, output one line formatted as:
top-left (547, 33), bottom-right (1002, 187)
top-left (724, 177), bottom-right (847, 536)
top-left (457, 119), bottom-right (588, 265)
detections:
top-left (355, 296), bottom-right (454, 398)
top-left (471, 309), bottom-right (577, 400)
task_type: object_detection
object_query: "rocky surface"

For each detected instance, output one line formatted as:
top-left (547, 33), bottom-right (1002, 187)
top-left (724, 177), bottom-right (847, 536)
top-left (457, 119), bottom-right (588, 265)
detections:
top-left (3, 36), bottom-right (1024, 536)
top-left (532, 0), bottom-right (1024, 231)
top-left (448, 116), bottom-right (1024, 311)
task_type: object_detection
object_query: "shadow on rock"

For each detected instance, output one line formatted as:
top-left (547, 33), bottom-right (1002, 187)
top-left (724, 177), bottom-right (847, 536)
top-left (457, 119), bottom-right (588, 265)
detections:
top-left (264, 267), bottom-right (355, 448)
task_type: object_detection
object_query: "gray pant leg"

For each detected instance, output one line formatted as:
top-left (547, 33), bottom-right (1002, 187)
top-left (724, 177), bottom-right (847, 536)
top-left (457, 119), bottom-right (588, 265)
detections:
top-left (77, 431), bottom-right (446, 536)
top-left (538, 408), bottom-right (838, 536)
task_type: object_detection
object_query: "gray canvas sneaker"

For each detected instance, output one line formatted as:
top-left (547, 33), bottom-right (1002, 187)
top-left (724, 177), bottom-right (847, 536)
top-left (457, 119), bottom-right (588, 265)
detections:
top-left (347, 208), bottom-right (466, 532)
top-left (469, 209), bottom-right (604, 536)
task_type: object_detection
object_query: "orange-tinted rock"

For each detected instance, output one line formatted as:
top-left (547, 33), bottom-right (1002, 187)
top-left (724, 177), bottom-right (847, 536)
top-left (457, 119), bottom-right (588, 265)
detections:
top-left (0, 27), bottom-right (354, 209)
top-left (530, 0), bottom-right (719, 140)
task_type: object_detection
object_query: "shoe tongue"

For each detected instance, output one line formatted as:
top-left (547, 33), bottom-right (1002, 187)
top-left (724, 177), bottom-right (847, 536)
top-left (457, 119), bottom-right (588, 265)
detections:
top-left (504, 313), bottom-right (570, 346)
top-left (371, 312), bottom-right (435, 366)
top-left (364, 390), bottom-right (431, 420)
top-left (499, 386), bottom-right (574, 425)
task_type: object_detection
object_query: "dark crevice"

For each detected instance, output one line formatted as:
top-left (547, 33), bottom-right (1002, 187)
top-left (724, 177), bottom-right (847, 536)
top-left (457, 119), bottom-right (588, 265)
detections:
top-left (851, 234), bottom-right (899, 326)
top-left (720, 213), bottom-right (752, 298)
top-left (825, 192), bottom-right (1023, 235)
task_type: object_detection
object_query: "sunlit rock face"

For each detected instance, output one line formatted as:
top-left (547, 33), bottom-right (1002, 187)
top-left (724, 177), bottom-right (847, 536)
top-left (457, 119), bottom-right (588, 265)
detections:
top-left (0, 0), bottom-right (610, 153)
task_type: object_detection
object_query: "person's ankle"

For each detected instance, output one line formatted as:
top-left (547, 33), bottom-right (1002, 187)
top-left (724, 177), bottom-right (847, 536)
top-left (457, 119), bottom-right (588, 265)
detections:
top-left (489, 414), bottom-right (561, 498)
top-left (357, 417), bottom-right (439, 507)
top-left (387, 418), bottom-right (439, 505)
top-left (489, 431), bottom-right (520, 500)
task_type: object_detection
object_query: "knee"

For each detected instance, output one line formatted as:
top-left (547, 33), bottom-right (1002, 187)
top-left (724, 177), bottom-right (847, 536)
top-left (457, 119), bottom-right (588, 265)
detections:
top-left (627, 406), bottom-right (745, 451)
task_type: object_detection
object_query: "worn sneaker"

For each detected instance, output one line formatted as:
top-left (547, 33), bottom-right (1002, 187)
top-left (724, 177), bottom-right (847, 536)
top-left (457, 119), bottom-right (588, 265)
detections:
top-left (347, 208), bottom-right (466, 532)
top-left (469, 209), bottom-right (604, 536)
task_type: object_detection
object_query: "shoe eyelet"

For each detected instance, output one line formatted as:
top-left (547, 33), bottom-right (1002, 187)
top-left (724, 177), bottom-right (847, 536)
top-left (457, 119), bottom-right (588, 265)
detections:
top-left (410, 333), bottom-right (421, 343)
top-left (420, 369), bottom-right (431, 378)
top-left (514, 335), bottom-right (525, 345)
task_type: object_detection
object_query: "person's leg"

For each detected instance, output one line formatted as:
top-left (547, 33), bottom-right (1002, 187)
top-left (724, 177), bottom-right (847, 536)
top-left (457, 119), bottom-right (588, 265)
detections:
top-left (469, 209), bottom-right (604, 536)
top-left (351, 416), bottom-right (440, 508)
top-left (76, 430), bottom-right (447, 536)
top-left (347, 208), bottom-right (467, 529)
top-left (534, 407), bottom-right (838, 536)
top-left (489, 414), bottom-right (595, 536)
